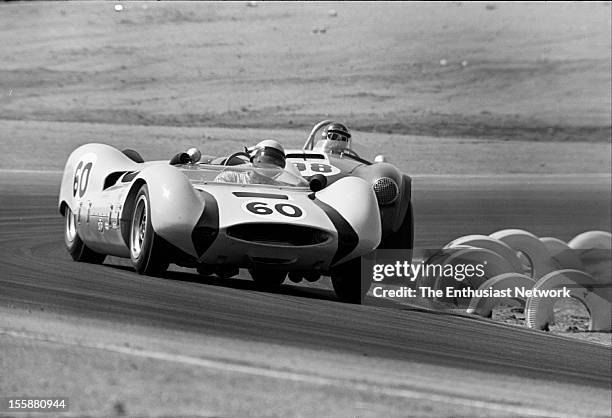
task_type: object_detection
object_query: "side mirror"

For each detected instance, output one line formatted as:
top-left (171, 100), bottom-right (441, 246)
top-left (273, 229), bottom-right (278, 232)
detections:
top-left (169, 152), bottom-right (190, 165)
top-left (309, 174), bottom-right (327, 192)
top-left (374, 154), bottom-right (387, 163)
top-left (170, 148), bottom-right (202, 165)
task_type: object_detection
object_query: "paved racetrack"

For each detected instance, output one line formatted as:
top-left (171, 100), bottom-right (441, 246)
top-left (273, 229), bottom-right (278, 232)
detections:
top-left (1, 171), bottom-right (610, 415)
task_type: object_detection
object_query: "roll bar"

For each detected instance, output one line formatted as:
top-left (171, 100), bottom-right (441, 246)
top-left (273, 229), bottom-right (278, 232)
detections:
top-left (302, 119), bottom-right (335, 150)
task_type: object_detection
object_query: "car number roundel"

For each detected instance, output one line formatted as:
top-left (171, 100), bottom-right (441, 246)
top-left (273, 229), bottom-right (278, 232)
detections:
top-left (241, 200), bottom-right (306, 220)
top-left (292, 162), bottom-right (340, 177)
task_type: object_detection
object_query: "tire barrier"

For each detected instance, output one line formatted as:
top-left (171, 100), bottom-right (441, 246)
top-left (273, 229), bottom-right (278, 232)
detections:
top-left (417, 230), bottom-right (612, 332)
top-left (525, 269), bottom-right (612, 331)
top-left (568, 230), bottom-right (612, 251)
top-left (443, 235), bottom-right (524, 274)
top-left (568, 231), bottom-right (612, 286)
top-left (489, 229), bottom-right (561, 279)
top-left (466, 273), bottom-right (536, 317)
top-left (540, 237), bottom-right (584, 271)
top-left (422, 245), bottom-right (517, 307)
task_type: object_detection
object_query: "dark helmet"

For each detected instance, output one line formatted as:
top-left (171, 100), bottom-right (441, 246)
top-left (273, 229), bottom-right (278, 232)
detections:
top-left (322, 122), bottom-right (351, 142)
top-left (249, 139), bottom-right (286, 168)
top-left (316, 122), bottom-right (352, 153)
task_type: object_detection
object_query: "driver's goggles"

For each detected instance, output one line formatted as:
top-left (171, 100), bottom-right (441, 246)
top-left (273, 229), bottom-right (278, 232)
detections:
top-left (326, 132), bottom-right (350, 142)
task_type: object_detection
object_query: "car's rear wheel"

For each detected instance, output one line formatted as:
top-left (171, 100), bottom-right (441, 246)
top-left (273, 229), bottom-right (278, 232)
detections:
top-left (249, 269), bottom-right (287, 289)
top-left (130, 185), bottom-right (169, 276)
top-left (64, 207), bottom-right (106, 263)
top-left (331, 257), bottom-right (365, 304)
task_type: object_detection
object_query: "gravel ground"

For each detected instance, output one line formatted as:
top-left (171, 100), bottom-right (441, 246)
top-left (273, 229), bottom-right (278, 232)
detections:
top-left (493, 300), bottom-right (612, 346)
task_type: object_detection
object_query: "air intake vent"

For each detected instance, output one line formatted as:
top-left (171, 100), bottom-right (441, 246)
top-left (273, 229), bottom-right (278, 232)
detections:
top-left (227, 224), bottom-right (330, 246)
top-left (373, 177), bottom-right (399, 205)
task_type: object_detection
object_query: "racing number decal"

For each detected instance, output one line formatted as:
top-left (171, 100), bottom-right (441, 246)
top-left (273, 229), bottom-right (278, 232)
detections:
top-left (294, 163), bottom-right (332, 173)
top-left (245, 201), bottom-right (273, 215)
top-left (292, 162), bottom-right (340, 177)
top-left (73, 161), bottom-right (93, 198)
top-left (276, 203), bottom-right (303, 218)
top-left (243, 201), bottom-right (305, 219)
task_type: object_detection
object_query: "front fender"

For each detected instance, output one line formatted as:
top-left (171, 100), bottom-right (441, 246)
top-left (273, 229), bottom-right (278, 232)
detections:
top-left (315, 176), bottom-right (381, 265)
top-left (128, 165), bottom-right (204, 257)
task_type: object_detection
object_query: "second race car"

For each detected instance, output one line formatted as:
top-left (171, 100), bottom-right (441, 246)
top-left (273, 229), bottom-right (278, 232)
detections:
top-left (286, 120), bottom-right (414, 251)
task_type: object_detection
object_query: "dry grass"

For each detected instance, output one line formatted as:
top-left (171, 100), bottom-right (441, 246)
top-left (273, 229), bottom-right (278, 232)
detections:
top-left (0, 2), bottom-right (610, 142)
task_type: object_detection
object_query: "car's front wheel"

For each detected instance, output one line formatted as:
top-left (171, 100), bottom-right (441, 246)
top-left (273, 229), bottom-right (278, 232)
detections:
top-left (379, 202), bottom-right (414, 250)
top-left (249, 269), bottom-right (287, 290)
top-left (196, 264), bottom-right (214, 277)
top-left (64, 207), bottom-right (106, 264)
top-left (130, 184), bottom-right (169, 276)
top-left (331, 257), bottom-right (365, 304)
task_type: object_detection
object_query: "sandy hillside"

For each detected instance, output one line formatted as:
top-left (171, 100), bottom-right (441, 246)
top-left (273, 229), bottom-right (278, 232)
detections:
top-left (0, 1), bottom-right (610, 144)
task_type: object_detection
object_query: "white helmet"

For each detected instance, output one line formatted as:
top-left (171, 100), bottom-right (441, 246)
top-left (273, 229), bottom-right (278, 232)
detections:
top-left (249, 139), bottom-right (286, 168)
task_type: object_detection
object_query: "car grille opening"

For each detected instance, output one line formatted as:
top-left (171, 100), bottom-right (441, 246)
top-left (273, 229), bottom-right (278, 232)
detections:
top-left (373, 177), bottom-right (399, 205)
top-left (227, 224), bottom-right (330, 246)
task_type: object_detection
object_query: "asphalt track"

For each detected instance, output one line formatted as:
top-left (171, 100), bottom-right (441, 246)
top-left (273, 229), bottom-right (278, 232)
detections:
top-left (1, 171), bottom-right (611, 415)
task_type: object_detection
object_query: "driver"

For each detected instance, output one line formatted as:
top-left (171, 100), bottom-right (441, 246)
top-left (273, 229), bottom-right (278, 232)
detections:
top-left (249, 139), bottom-right (287, 169)
top-left (214, 139), bottom-right (287, 184)
top-left (314, 122), bottom-right (352, 154)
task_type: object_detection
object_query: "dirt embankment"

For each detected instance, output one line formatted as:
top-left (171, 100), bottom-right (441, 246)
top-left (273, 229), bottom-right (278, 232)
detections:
top-left (0, 2), bottom-right (610, 143)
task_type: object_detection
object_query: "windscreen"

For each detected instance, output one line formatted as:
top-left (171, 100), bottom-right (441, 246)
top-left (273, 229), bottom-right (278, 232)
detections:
top-left (181, 164), bottom-right (309, 188)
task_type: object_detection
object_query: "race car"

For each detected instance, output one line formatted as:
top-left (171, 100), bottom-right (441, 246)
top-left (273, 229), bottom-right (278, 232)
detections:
top-left (58, 143), bottom-right (381, 302)
top-left (286, 120), bottom-right (413, 251)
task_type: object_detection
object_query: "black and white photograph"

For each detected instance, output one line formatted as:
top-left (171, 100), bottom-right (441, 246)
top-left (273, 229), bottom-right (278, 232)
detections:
top-left (1, 1), bottom-right (610, 417)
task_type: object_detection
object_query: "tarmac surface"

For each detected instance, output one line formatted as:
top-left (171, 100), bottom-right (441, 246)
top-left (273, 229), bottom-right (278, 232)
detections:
top-left (1, 171), bottom-right (610, 416)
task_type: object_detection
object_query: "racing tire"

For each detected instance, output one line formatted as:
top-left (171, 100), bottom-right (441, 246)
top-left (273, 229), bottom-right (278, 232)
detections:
top-left (379, 202), bottom-right (414, 250)
top-left (64, 207), bottom-right (106, 264)
top-left (249, 269), bottom-right (287, 289)
top-left (196, 264), bottom-right (214, 277)
top-left (129, 184), bottom-right (169, 276)
top-left (331, 257), bottom-right (365, 304)
top-left (216, 267), bottom-right (239, 279)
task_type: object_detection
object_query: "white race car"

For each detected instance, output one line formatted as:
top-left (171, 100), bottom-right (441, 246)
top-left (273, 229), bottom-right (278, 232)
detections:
top-left (58, 143), bottom-right (381, 302)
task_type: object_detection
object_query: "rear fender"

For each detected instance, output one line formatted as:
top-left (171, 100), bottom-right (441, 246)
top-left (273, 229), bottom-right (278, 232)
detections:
top-left (59, 143), bottom-right (141, 215)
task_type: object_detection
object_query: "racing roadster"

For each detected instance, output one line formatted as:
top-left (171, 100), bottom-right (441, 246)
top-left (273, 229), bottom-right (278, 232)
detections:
top-left (287, 120), bottom-right (414, 251)
top-left (58, 143), bottom-right (381, 302)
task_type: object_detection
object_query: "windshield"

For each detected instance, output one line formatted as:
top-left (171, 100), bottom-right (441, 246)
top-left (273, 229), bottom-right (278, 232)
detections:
top-left (311, 140), bottom-right (372, 165)
top-left (181, 164), bottom-right (309, 188)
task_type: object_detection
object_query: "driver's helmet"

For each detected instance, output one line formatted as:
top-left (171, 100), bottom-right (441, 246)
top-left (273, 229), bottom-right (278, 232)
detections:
top-left (315, 122), bottom-right (352, 154)
top-left (249, 139), bottom-right (286, 168)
